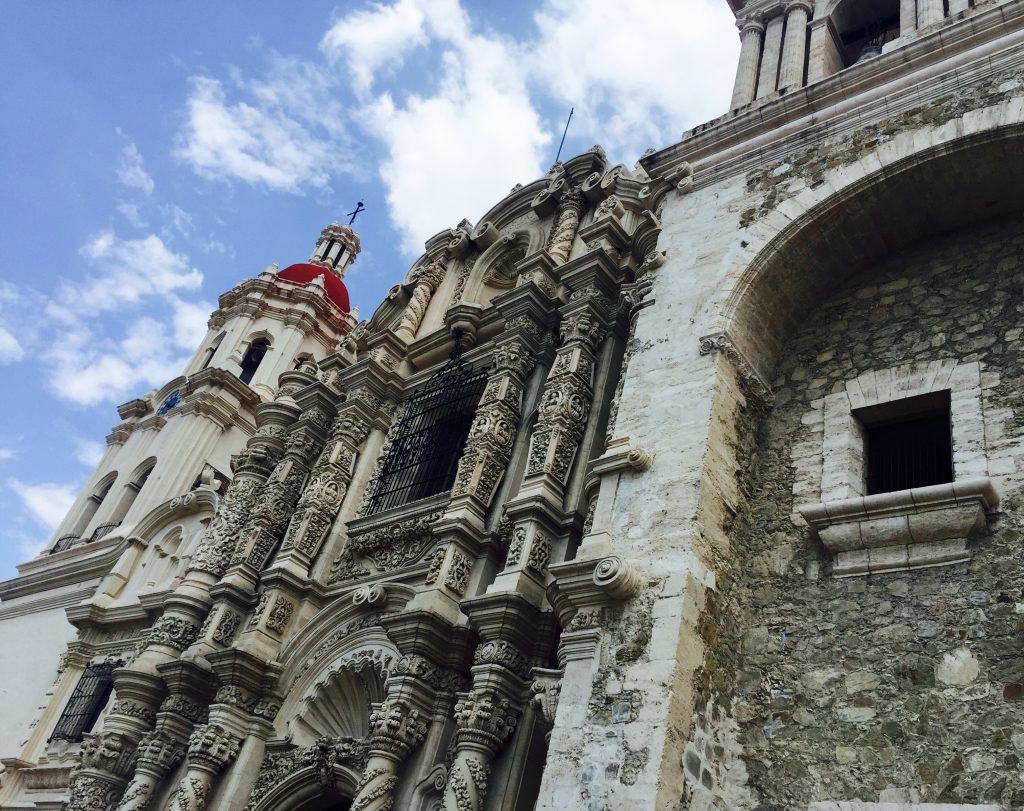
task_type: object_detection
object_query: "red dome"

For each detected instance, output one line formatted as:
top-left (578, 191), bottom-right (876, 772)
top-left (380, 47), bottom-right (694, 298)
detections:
top-left (277, 263), bottom-right (350, 312)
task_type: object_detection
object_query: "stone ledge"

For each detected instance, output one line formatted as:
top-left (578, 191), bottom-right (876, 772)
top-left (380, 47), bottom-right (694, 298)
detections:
top-left (808, 804), bottom-right (1001, 811)
top-left (798, 477), bottom-right (998, 577)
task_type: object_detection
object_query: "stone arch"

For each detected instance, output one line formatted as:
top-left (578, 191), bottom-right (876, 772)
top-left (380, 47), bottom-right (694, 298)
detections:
top-left (246, 759), bottom-right (362, 811)
top-left (707, 121), bottom-right (1024, 386)
top-left (462, 228), bottom-right (540, 308)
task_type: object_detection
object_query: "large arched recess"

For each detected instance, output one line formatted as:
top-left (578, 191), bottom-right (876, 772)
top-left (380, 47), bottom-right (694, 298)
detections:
top-left (719, 124), bottom-right (1024, 384)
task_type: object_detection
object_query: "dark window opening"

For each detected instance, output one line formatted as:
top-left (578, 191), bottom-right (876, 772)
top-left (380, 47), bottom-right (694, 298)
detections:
top-left (364, 353), bottom-right (487, 515)
top-left (239, 338), bottom-right (270, 385)
top-left (856, 391), bottom-right (953, 495)
top-left (49, 662), bottom-right (119, 742)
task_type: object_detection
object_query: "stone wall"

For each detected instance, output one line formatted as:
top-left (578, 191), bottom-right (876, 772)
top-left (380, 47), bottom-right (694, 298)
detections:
top-left (695, 215), bottom-right (1024, 809)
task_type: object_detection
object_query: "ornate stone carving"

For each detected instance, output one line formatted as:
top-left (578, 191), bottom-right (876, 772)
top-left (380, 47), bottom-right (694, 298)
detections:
top-left (593, 555), bottom-right (644, 598)
top-left (547, 187), bottom-right (584, 264)
top-left (114, 731), bottom-right (186, 811)
top-left (473, 641), bottom-right (530, 679)
top-left (444, 549), bottom-right (472, 595)
top-left (530, 670), bottom-right (563, 726)
top-left (367, 699), bottom-right (429, 760)
top-left (245, 738), bottom-right (367, 811)
top-left (189, 477), bottom-right (263, 578)
top-left (212, 610), bottom-right (241, 645)
top-left (505, 527), bottom-right (526, 567)
top-left (347, 511), bottom-right (442, 573)
top-left (160, 695), bottom-right (209, 725)
top-left (424, 547), bottom-right (446, 585)
top-left (109, 699), bottom-right (157, 726)
top-left (148, 615), bottom-right (201, 652)
top-left (265, 597), bottom-right (295, 634)
top-left (525, 533), bottom-right (552, 574)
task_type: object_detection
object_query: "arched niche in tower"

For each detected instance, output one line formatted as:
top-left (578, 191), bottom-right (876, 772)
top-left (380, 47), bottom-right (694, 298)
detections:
top-left (60, 471), bottom-right (119, 548)
top-left (718, 126), bottom-right (1024, 386)
top-left (101, 456), bottom-right (157, 534)
top-left (819, 0), bottom-right (900, 74)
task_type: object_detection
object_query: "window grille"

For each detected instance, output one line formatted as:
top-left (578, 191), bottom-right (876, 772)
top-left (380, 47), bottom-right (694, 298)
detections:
top-left (49, 662), bottom-right (118, 742)
top-left (858, 391), bottom-right (953, 495)
top-left (364, 353), bottom-right (487, 515)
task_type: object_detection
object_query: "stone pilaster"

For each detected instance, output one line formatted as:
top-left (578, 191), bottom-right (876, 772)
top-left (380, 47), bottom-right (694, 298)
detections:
top-left (778, 1), bottom-right (812, 90)
top-left (918, 0), bottom-right (945, 28)
top-left (730, 15), bottom-right (765, 108)
top-left (756, 13), bottom-right (785, 99)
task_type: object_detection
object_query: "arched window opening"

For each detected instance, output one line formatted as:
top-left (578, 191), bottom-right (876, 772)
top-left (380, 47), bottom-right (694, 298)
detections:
top-left (363, 352), bottom-right (487, 514)
top-left (48, 661), bottom-right (120, 742)
top-left (201, 333), bottom-right (225, 371)
top-left (240, 338), bottom-right (271, 385)
top-left (833, 0), bottom-right (900, 67)
top-left (55, 474), bottom-right (117, 552)
top-left (99, 459), bottom-right (156, 536)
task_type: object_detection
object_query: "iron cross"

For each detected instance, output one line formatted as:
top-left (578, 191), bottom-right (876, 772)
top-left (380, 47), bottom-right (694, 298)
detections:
top-left (346, 201), bottom-right (366, 226)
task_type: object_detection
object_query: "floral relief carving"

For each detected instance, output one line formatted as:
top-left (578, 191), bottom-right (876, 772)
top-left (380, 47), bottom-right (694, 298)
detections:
top-left (347, 511), bottom-right (442, 573)
top-left (265, 597), bottom-right (295, 634)
top-left (424, 546), bottom-right (446, 585)
top-left (444, 549), bottom-right (473, 595)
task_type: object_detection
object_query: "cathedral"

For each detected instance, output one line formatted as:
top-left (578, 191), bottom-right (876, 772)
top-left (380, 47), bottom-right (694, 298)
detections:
top-left (3, 0), bottom-right (1024, 809)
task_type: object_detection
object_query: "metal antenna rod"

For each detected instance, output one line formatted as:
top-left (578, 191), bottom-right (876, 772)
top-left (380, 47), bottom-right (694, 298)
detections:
top-left (554, 107), bottom-right (574, 165)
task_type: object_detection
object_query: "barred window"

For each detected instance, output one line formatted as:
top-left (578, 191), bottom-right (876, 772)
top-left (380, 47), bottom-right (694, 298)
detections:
top-left (856, 390), bottom-right (953, 495)
top-left (364, 353), bottom-right (486, 515)
top-left (49, 662), bottom-right (118, 742)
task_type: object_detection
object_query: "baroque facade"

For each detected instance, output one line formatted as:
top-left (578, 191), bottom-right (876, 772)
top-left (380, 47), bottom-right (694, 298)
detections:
top-left (3, 1), bottom-right (1024, 809)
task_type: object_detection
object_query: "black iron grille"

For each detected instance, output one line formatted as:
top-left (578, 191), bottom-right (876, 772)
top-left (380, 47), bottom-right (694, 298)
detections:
top-left (49, 662), bottom-right (118, 742)
top-left (862, 392), bottom-right (953, 495)
top-left (364, 355), bottom-right (486, 515)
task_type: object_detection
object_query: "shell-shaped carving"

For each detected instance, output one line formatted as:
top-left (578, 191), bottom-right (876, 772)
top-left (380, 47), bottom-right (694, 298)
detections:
top-left (287, 664), bottom-right (386, 746)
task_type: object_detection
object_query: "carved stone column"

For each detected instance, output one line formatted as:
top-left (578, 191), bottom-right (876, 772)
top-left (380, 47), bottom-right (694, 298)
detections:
top-left (395, 260), bottom-right (446, 343)
top-left (350, 698), bottom-right (429, 811)
top-left (66, 732), bottom-right (140, 811)
top-left (114, 731), bottom-right (185, 811)
top-left (444, 687), bottom-right (519, 811)
top-left (275, 407), bottom-right (371, 571)
top-left (778, 1), bottom-right (812, 90)
top-left (547, 188), bottom-right (583, 265)
top-left (165, 724), bottom-right (240, 811)
top-left (730, 15), bottom-right (765, 108)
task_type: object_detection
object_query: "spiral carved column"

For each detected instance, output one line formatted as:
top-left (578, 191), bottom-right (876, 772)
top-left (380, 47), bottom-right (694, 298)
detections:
top-left (114, 731), bottom-right (185, 811)
top-left (164, 724), bottom-right (240, 811)
top-left (395, 260), bottom-right (446, 343)
top-left (444, 688), bottom-right (520, 811)
top-left (350, 699), bottom-right (429, 811)
top-left (547, 188), bottom-right (583, 265)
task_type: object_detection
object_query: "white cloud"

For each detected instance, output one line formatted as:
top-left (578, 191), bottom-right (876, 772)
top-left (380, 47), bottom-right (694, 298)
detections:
top-left (161, 203), bottom-right (194, 237)
top-left (8, 479), bottom-right (77, 532)
top-left (530, 0), bottom-right (738, 157)
top-left (116, 141), bottom-right (155, 195)
top-left (170, 296), bottom-right (213, 349)
top-left (48, 316), bottom-right (189, 407)
top-left (117, 201), bottom-right (148, 228)
top-left (323, 0), bottom-right (549, 254)
top-left (0, 326), bottom-right (24, 363)
top-left (0, 448), bottom-right (15, 461)
top-left (73, 439), bottom-right (105, 468)
top-left (175, 55), bottom-right (354, 193)
top-left (320, 0), bottom-right (429, 92)
top-left (73, 231), bottom-right (203, 313)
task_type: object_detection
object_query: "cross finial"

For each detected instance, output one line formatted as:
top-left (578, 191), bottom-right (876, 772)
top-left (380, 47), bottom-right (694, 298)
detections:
top-left (346, 200), bottom-right (366, 226)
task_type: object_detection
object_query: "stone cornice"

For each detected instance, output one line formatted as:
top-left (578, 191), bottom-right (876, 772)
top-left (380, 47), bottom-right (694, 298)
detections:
top-left (212, 276), bottom-right (351, 338)
top-left (642, 1), bottom-right (1024, 187)
top-left (0, 536), bottom-right (125, 602)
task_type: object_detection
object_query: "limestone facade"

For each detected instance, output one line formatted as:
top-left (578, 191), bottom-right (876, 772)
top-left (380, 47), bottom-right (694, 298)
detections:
top-left (3, 1), bottom-right (1024, 809)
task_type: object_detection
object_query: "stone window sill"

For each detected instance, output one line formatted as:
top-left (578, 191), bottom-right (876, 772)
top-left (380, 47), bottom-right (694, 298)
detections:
top-left (798, 477), bottom-right (998, 577)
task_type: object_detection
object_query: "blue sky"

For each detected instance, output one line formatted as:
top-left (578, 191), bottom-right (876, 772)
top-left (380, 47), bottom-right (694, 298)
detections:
top-left (0, 0), bottom-right (738, 580)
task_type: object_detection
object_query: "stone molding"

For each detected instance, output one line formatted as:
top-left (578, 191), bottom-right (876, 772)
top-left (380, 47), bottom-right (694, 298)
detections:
top-left (698, 330), bottom-right (773, 402)
top-left (808, 805), bottom-right (1001, 811)
top-left (799, 477), bottom-right (999, 576)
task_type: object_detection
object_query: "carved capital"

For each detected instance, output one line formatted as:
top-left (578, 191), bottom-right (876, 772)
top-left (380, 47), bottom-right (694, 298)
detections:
top-left (366, 699), bottom-right (429, 760)
top-left (185, 724), bottom-right (240, 775)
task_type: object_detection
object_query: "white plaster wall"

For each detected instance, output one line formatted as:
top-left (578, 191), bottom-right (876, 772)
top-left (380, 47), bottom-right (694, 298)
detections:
top-left (0, 604), bottom-right (78, 756)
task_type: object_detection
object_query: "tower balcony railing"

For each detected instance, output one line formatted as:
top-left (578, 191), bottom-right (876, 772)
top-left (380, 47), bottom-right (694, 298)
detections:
top-left (89, 522), bottom-right (122, 542)
top-left (50, 535), bottom-right (83, 554)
